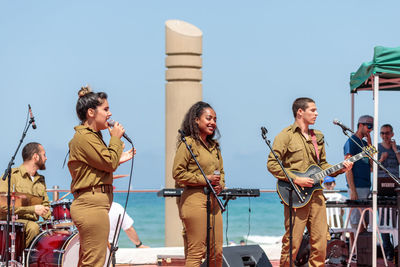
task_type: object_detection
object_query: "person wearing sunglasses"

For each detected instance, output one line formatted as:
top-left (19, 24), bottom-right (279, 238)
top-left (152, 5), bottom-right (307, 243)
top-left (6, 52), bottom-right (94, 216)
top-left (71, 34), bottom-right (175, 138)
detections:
top-left (343, 115), bottom-right (373, 232)
top-left (377, 124), bottom-right (400, 261)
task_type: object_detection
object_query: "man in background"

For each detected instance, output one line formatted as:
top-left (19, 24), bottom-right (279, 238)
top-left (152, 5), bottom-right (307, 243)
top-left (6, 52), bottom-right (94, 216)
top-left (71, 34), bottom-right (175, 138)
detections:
top-left (377, 124), bottom-right (400, 261)
top-left (108, 201), bottom-right (149, 248)
top-left (0, 142), bottom-right (51, 247)
top-left (343, 115), bottom-right (373, 230)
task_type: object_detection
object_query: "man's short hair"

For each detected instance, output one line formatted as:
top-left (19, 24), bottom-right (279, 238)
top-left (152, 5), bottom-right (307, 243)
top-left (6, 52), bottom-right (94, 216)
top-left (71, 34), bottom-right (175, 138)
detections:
top-left (292, 97), bottom-right (315, 118)
top-left (381, 124), bottom-right (393, 132)
top-left (22, 142), bottom-right (41, 161)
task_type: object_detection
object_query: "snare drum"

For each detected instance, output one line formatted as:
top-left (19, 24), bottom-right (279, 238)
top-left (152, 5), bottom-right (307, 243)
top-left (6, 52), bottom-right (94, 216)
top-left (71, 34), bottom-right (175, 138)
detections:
top-left (26, 229), bottom-right (110, 266)
top-left (0, 221), bottom-right (25, 263)
top-left (51, 199), bottom-right (74, 227)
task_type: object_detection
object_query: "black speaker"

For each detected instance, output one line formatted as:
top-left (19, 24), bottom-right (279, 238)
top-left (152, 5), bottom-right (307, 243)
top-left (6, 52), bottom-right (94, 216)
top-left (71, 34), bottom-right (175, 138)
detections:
top-left (201, 245), bottom-right (273, 267)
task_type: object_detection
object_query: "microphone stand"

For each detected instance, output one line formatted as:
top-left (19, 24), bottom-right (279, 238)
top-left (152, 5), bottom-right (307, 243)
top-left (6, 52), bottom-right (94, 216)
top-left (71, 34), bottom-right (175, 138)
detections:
top-left (339, 127), bottom-right (400, 266)
top-left (261, 127), bottom-right (304, 267)
top-left (179, 131), bottom-right (225, 267)
top-left (2, 107), bottom-right (35, 267)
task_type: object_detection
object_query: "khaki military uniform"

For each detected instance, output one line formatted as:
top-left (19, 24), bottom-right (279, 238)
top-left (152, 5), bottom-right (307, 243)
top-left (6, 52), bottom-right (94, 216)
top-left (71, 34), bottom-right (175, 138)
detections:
top-left (68, 125), bottom-right (123, 267)
top-left (0, 165), bottom-right (51, 247)
top-left (173, 136), bottom-right (225, 267)
top-left (267, 123), bottom-right (333, 267)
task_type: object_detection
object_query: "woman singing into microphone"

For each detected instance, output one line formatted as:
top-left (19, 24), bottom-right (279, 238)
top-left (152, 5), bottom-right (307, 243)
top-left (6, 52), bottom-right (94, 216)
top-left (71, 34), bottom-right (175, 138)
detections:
top-left (172, 101), bottom-right (225, 267)
top-left (68, 86), bottom-right (134, 267)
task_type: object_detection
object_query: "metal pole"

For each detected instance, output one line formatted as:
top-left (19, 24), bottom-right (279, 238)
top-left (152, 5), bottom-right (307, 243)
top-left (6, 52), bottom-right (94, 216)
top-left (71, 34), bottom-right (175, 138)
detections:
top-left (372, 74), bottom-right (379, 267)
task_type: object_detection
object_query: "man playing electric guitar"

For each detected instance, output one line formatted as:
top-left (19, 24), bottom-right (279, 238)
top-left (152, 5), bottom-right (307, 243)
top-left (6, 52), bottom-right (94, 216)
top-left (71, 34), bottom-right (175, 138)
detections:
top-left (267, 97), bottom-right (353, 267)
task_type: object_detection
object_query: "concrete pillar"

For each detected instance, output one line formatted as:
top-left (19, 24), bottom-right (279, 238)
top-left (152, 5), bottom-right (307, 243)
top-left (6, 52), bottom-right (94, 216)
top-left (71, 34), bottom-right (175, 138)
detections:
top-left (165, 20), bottom-right (203, 247)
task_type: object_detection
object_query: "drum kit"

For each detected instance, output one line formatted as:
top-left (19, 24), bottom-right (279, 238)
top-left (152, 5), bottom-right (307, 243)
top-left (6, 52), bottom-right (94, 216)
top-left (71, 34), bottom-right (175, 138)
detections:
top-left (0, 193), bottom-right (110, 267)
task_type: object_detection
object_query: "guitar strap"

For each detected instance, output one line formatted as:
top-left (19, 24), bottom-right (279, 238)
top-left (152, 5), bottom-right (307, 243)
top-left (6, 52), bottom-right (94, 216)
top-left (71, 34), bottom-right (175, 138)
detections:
top-left (310, 129), bottom-right (320, 165)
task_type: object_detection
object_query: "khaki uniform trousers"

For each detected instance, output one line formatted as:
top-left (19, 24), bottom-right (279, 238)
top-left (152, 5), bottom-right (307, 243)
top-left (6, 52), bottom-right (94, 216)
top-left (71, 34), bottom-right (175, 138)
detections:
top-left (16, 219), bottom-right (40, 247)
top-left (180, 188), bottom-right (223, 267)
top-left (280, 190), bottom-right (327, 267)
top-left (71, 191), bottom-right (112, 267)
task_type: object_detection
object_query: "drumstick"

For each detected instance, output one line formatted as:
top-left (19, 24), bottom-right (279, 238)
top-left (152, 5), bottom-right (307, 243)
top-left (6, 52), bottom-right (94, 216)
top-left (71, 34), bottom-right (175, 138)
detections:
top-left (57, 191), bottom-right (71, 201)
top-left (113, 174), bottom-right (128, 179)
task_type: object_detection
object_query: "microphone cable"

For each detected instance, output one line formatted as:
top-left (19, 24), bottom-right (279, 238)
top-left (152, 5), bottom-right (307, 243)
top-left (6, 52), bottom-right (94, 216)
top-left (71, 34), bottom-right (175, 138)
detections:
top-left (225, 204), bottom-right (229, 246)
top-left (107, 140), bottom-right (135, 266)
top-left (245, 197), bottom-right (252, 245)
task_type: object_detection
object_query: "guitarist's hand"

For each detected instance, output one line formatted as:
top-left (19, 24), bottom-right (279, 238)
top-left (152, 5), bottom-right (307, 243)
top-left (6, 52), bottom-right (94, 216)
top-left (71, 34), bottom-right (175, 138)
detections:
top-left (294, 177), bottom-right (314, 187)
top-left (342, 160), bottom-right (353, 172)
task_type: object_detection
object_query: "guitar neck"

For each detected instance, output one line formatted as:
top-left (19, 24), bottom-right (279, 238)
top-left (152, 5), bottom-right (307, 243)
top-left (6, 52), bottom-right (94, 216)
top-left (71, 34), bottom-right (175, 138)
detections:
top-left (314, 151), bottom-right (366, 179)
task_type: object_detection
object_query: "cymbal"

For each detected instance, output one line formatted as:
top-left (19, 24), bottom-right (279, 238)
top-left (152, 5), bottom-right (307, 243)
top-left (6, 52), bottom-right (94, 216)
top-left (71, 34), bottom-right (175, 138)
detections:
top-left (113, 174), bottom-right (128, 179)
top-left (0, 192), bottom-right (43, 207)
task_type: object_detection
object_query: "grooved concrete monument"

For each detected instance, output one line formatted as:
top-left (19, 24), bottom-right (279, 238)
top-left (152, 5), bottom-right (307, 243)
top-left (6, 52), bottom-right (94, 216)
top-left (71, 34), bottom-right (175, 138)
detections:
top-left (165, 20), bottom-right (203, 246)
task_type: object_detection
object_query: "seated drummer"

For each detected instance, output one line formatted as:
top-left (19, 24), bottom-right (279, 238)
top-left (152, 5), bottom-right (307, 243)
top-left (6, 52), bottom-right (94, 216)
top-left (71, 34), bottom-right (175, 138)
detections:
top-left (0, 142), bottom-right (51, 247)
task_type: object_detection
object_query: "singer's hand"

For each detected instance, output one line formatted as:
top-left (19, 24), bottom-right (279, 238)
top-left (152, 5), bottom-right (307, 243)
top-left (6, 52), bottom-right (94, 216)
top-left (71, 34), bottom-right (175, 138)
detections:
top-left (207, 174), bottom-right (220, 186)
top-left (119, 147), bottom-right (135, 164)
top-left (214, 185), bottom-right (223, 195)
top-left (108, 121), bottom-right (125, 139)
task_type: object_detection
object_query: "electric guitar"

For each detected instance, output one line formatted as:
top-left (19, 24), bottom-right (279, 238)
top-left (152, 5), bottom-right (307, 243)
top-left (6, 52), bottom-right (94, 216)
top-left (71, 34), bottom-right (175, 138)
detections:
top-left (276, 145), bottom-right (376, 208)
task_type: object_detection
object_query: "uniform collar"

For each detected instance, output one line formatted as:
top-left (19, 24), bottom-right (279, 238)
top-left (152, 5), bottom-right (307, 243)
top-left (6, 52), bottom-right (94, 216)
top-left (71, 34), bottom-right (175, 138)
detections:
top-left (290, 122), bottom-right (301, 133)
top-left (74, 125), bottom-right (94, 132)
top-left (17, 164), bottom-right (40, 180)
top-left (74, 125), bottom-right (102, 137)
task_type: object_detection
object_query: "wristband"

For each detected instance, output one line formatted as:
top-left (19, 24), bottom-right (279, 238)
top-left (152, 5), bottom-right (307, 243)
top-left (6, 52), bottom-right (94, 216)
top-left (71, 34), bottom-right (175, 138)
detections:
top-left (136, 241), bottom-right (142, 248)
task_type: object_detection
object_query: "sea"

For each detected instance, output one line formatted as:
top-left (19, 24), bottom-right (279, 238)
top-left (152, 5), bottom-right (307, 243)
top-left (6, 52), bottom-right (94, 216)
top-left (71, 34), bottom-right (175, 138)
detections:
top-left (111, 192), bottom-right (285, 248)
top-left (53, 190), bottom-right (351, 249)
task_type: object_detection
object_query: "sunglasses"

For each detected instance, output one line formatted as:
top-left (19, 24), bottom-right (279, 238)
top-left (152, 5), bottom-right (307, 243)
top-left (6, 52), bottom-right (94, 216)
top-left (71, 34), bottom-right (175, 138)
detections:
top-left (363, 123), bottom-right (373, 129)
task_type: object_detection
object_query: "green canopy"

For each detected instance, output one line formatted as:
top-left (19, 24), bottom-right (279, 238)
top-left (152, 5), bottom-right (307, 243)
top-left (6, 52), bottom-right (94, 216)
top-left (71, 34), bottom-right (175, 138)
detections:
top-left (350, 46), bottom-right (400, 92)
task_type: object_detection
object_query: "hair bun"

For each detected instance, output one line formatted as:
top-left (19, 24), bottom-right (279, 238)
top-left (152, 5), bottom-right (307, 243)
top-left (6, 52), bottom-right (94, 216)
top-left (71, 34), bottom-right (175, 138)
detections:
top-left (78, 85), bottom-right (92, 98)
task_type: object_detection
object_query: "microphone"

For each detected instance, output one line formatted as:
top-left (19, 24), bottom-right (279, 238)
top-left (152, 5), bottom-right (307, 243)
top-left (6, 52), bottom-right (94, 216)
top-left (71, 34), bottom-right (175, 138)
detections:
top-left (107, 120), bottom-right (133, 144)
top-left (261, 126), bottom-right (268, 139)
top-left (28, 104), bottom-right (37, 129)
top-left (333, 119), bottom-right (354, 133)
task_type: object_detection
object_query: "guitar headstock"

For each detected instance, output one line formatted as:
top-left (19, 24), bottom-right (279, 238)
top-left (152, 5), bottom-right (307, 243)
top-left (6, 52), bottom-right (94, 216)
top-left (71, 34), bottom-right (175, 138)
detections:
top-left (363, 145), bottom-right (377, 155)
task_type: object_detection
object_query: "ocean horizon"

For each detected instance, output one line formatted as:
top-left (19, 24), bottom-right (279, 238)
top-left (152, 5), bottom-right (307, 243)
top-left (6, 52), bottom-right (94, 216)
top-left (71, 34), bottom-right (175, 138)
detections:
top-left (53, 190), bottom-right (349, 248)
top-left (111, 191), bottom-right (286, 248)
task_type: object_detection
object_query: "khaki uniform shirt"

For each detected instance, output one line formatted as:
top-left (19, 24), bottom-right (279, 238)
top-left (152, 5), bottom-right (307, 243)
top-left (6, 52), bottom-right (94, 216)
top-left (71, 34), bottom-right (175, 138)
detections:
top-left (267, 122), bottom-right (332, 181)
top-left (68, 125), bottom-right (123, 193)
top-left (0, 164), bottom-right (51, 221)
top-left (173, 136), bottom-right (225, 188)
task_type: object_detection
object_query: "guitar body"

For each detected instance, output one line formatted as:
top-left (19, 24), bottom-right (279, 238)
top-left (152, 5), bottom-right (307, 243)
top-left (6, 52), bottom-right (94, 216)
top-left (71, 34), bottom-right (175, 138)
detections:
top-left (275, 145), bottom-right (376, 208)
top-left (277, 164), bottom-right (324, 208)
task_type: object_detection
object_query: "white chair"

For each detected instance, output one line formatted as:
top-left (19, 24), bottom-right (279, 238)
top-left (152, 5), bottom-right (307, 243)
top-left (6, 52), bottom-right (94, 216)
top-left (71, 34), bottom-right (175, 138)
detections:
top-left (346, 206), bottom-right (397, 267)
top-left (378, 206), bottom-right (398, 247)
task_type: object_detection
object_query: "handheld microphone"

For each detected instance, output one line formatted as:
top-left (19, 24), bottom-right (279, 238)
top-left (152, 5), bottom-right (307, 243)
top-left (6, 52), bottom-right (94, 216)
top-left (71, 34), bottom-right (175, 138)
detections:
top-left (261, 126), bottom-right (268, 139)
top-left (107, 120), bottom-right (133, 144)
top-left (333, 119), bottom-right (354, 133)
top-left (28, 104), bottom-right (37, 129)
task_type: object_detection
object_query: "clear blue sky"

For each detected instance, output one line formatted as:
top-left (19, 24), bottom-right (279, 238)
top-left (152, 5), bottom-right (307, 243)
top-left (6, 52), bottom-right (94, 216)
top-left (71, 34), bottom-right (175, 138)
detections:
top-left (1, 1), bottom-right (399, 190)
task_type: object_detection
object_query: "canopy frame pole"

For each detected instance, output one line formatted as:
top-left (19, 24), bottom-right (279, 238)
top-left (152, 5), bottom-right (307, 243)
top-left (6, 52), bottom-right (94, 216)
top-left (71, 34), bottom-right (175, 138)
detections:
top-left (351, 93), bottom-right (355, 131)
top-left (372, 74), bottom-right (379, 267)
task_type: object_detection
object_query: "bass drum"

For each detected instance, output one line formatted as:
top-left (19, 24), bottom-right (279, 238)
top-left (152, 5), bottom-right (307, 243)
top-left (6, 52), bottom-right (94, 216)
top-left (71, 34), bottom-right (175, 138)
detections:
top-left (26, 229), bottom-right (110, 266)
